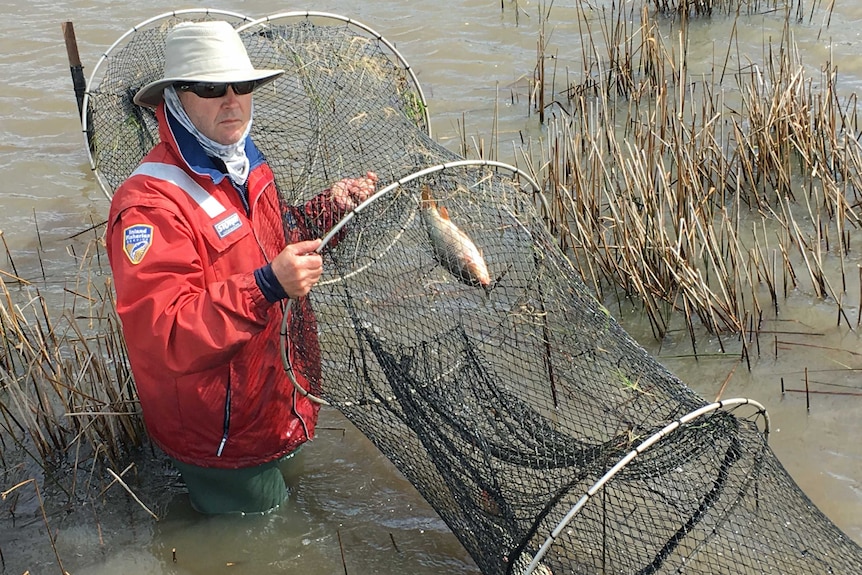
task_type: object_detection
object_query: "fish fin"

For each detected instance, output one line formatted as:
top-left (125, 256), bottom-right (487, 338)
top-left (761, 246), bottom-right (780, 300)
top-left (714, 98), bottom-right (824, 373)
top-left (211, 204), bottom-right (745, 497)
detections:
top-left (439, 206), bottom-right (451, 220)
top-left (421, 184), bottom-right (436, 209)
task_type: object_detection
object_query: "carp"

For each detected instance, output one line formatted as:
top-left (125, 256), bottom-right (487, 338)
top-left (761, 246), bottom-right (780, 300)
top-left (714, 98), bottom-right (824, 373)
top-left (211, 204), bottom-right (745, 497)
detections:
top-left (420, 185), bottom-right (491, 289)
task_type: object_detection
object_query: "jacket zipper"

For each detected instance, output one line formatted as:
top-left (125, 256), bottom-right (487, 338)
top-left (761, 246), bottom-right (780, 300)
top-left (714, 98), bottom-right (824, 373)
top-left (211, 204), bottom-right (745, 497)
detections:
top-left (216, 375), bottom-right (232, 457)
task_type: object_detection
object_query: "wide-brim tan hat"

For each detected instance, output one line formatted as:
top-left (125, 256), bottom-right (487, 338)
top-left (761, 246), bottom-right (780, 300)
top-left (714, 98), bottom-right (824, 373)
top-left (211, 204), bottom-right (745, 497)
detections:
top-left (134, 20), bottom-right (284, 108)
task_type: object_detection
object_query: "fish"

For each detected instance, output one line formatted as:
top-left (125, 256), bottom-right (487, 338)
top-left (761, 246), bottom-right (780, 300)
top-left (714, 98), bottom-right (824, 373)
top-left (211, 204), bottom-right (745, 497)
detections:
top-left (420, 185), bottom-right (491, 288)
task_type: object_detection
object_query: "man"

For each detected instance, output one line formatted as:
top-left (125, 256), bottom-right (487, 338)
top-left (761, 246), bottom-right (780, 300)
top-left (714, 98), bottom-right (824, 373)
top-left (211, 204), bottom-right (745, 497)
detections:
top-left (106, 20), bottom-right (377, 514)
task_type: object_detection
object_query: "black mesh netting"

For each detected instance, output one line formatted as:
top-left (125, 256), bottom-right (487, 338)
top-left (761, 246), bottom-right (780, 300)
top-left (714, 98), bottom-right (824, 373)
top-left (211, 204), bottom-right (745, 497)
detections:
top-left (84, 12), bottom-right (862, 575)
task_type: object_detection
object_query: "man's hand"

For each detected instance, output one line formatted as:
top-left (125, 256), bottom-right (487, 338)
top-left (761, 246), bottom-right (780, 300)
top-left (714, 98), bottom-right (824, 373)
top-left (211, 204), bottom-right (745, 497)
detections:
top-left (270, 239), bottom-right (324, 299)
top-left (329, 171), bottom-right (379, 211)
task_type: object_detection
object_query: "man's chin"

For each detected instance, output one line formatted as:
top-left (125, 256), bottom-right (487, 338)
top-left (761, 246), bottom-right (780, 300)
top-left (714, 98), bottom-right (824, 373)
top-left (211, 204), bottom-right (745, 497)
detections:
top-left (215, 123), bottom-right (248, 145)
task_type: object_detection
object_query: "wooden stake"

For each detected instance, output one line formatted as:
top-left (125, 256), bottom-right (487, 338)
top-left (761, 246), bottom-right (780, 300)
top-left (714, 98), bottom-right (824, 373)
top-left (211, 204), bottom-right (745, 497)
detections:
top-left (61, 22), bottom-right (86, 121)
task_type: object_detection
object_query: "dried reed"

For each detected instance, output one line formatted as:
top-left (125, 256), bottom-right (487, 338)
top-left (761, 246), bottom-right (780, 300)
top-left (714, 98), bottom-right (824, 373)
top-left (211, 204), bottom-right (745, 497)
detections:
top-left (522, 2), bottom-right (862, 350)
top-left (0, 236), bottom-right (144, 472)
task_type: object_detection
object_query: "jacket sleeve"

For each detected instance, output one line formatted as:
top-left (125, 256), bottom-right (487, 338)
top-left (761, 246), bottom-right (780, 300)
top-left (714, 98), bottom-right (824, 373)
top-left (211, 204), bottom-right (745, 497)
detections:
top-left (108, 203), bottom-right (273, 377)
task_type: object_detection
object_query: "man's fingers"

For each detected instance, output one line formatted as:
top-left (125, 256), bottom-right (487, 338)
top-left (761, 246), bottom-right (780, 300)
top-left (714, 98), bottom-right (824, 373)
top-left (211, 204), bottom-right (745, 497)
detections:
top-left (288, 238), bottom-right (323, 255)
top-left (270, 239), bottom-right (325, 299)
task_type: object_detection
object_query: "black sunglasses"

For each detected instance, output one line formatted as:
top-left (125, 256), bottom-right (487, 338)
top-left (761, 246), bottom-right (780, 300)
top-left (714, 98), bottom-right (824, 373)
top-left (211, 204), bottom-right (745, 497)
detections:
top-left (173, 80), bottom-right (262, 99)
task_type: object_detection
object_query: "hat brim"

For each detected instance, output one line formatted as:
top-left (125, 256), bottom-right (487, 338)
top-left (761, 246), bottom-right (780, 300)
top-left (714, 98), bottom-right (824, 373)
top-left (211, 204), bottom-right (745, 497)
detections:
top-left (133, 68), bottom-right (283, 108)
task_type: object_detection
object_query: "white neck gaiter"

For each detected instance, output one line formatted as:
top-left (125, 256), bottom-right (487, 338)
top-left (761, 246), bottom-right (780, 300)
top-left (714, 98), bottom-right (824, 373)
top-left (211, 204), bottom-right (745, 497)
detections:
top-left (164, 85), bottom-right (253, 186)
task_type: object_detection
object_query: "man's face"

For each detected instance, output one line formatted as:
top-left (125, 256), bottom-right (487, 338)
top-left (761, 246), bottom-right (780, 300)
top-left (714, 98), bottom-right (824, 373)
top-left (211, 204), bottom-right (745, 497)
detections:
top-left (178, 86), bottom-right (252, 145)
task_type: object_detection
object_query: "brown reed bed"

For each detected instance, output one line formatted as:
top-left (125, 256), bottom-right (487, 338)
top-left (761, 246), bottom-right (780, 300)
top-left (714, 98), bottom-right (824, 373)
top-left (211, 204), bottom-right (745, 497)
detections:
top-left (511, 1), bottom-right (862, 352)
top-left (0, 234), bottom-right (145, 475)
top-left (649, 0), bottom-right (829, 21)
top-left (0, 231), bottom-right (155, 570)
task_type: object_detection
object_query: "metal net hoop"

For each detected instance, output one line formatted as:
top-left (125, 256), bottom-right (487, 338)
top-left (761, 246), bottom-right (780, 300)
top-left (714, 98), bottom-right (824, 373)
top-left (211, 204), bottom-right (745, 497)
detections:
top-left (235, 12), bottom-right (434, 207)
top-left (524, 398), bottom-right (771, 574)
top-left (82, 9), bottom-right (253, 200)
top-left (237, 11), bottom-right (430, 135)
top-left (282, 159), bottom-right (543, 406)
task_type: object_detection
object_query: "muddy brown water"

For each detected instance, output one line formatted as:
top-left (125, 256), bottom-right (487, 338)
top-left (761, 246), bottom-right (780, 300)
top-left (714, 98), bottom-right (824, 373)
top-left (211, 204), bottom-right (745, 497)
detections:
top-left (1, 1), bottom-right (861, 573)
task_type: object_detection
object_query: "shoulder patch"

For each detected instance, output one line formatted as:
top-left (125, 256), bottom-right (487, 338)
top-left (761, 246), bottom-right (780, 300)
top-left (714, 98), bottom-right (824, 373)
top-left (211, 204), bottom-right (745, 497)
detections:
top-left (123, 224), bottom-right (154, 265)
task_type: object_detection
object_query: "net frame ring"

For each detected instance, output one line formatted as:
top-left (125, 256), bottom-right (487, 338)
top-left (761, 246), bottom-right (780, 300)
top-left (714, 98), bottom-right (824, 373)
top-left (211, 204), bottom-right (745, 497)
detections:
top-left (280, 159), bottom-right (544, 406)
top-left (81, 9), bottom-right (254, 200)
top-left (237, 11), bottom-right (431, 137)
top-left (520, 397), bottom-right (772, 575)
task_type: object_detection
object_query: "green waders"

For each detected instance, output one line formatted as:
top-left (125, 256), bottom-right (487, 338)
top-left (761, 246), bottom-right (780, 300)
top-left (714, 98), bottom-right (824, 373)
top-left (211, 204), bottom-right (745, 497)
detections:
top-left (171, 447), bottom-right (302, 515)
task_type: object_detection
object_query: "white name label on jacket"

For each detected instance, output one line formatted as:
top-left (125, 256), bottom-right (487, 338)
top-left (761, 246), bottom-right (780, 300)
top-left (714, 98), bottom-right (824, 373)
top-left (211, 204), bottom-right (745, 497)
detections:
top-left (214, 212), bottom-right (243, 238)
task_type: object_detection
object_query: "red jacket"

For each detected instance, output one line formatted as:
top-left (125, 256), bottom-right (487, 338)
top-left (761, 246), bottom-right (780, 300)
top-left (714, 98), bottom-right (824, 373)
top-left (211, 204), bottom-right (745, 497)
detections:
top-left (107, 104), bottom-right (335, 468)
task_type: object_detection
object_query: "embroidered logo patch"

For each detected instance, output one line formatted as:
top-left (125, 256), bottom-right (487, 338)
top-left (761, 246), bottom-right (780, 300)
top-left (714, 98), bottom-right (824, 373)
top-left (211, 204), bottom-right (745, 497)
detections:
top-left (214, 212), bottom-right (243, 238)
top-left (122, 224), bottom-right (153, 265)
